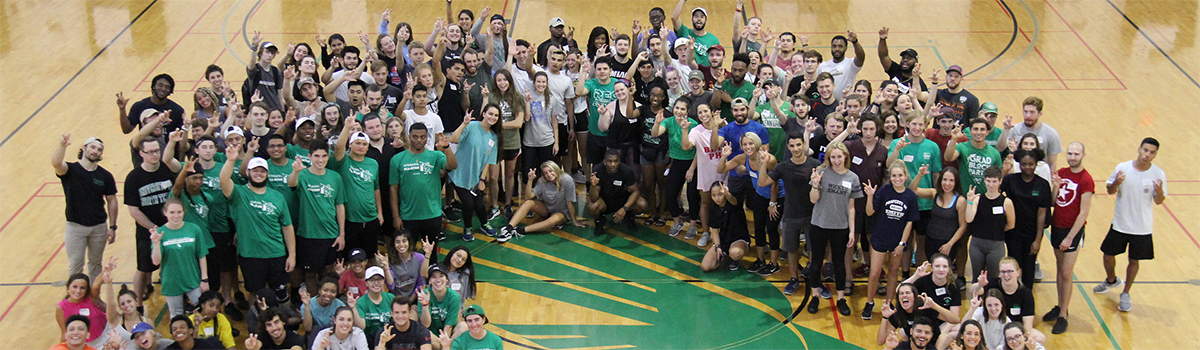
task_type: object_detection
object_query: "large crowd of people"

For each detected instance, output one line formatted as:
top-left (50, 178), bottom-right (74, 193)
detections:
top-left (49, 1), bottom-right (1170, 349)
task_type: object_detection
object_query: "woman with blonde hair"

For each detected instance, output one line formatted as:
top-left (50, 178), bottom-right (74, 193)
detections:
top-left (498, 161), bottom-right (584, 241)
top-left (192, 87), bottom-right (222, 121)
top-left (861, 160), bottom-right (919, 320)
top-left (718, 132), bottom-right (783, 277)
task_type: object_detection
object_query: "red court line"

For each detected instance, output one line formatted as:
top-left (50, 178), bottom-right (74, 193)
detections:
top-left (1018, 28), bottom-right (1068, 89)
top-left (827, 293), bottom-right (845, 341)
top-left (0, 183), bottom-right (59, 325)
top-left (749, 0), bottom-right (759, 17)
top-left (1041, 0), bottom-right (1127, 90)
top-left (1162, 203), bottom-right (1200, 250)
top-left (0, 182), bottom-right (49, 233)
top-left (133, 0), bottom-right (220, 91)
top-left (188, 31), bottom-right (433, 35)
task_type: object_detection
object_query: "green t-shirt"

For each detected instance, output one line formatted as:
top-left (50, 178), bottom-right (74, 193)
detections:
top-left (227, 185), bottom-right (292, 258)
top-left (389, 150), bottom-right (448, 221)
top-left (418, 287), bottom-right (461, 335)
top-left (156, 222), bottom-right (213, 296)
top-left (888, 137), bottom-right (943, 210)
top-left (293, 169), bottom-right (345, 239)
top-left (355, 292), bottom-right (395, 338)
top-left (677, 26), bottom-right (720, 67)
top-left (285, 144), bottom-right (311, 167)
top-left (661, 117), bottom-right (698, 160)
top-left (584, 79), bottom-right (617, 136)
top-left (756, 102), bottom-right (794, 161)
top-left (174, 191), bottom-right (215, 249)
top-left (450, 331), bottom-right (505, 350)
top-left (719, 80), bottom-right (755, 122)
top-left (201, 156), bottom-right (231, 233)
top-left (267, 159), bottom-right (298, 223)
top-left (331, 155), bottom-right (380, 223)
top-left (955, 142), bottom-right (1002, 195)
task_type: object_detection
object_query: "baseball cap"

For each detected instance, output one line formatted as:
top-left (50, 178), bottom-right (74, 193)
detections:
top-left (490, 14), bottom-right (504, 23)
top-left (692, 7), bottom-right (708, 17)
top-left (349, 131), bottom-right (370, 143)
top-left (298, 77), bottom-right (317, 87)
top-left (463, 304), bottom-right (487, 321)
top-left (707, 44), bottom-right (725, 54)
top-left (129, 322), bottom-right (155, 339)
top-left (731, 97), bottom-right (749, 107)
top-left (139, 109), bottom-right (160, 123)
top-left (261, 42), bottom-right (278, 53)
top-left (83, 137), bottom-right (104, 147)
top-left (224, 125), bottom-right (245, 139)
top-left (937, 107), bottom-right (957, 119)
top-left (946, 65), bottom-right (963, 74)
top-left (981, 102), bottom-right (998, 114)
top-left (687, 70), bottom-right (704, 82)
top-left (548, 17), bottom-right (565, 27)
top-left (673, 37), bottom-right (690, 49)
top-left (348, 248), bottom-right (368, 261)
top-left (365, 266), bottom-right (385, 280)
top-left (295, 117), bottom-right (315, 129)
top-left (427, 263), bottom-right (446, 278)
top-left (900, 48), bottom-right (918, 59)
top-left (247, 157), bottom-right (269, 170)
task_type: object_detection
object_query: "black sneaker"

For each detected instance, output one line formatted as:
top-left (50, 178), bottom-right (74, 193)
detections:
top-left (862, 301), bottom-right (875, 320)
top-left (784, 278), bottom-right (801, 295)
top-left (1042, 306), bottom-right (1061, 322)
top-left (822, 262), bottom-right (835, 282)
top-left (728, 259), bottom-right (740, 271)
top-left (836, 299), bottom-right (851, 316)
top-left (224, 303), bottom-right (244, 321)
top-left (594, 216), bottom-right (607, 236)
top-left (624, 216), bottom-right (638, 231)
top-left (957, 276), bottom-right (967, 291)
top-left (503, 206), bottom-right (515, 219)
top-left (748, 260), bottom-right (766, 273)
top-left (443, 209), bottom-right (461, 222)
top-left (757, 262), bottom-right (780, 277)
top-left (234, 291), bottom-right (250, 310)
top-left (807, 296), bottom-right (820, 314)
top-left (1052, 317), bottom-right (1068, 334)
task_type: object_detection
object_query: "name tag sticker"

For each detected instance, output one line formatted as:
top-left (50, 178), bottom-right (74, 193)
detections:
top-left (992, 206), bottom-right (1004, 214)
top-left (487, 139), bottom-right (495, 147)
top-left (204, 327), bottom-right (214, 335)
top-left (614, 180), bottom-right (623, 186)
top-left (841, 181), bottom-right (852, 188)
top-left (903, 155), bottom-right (914, 162)
top-left (1066, 182), bottom-right (1078, 190)
top-left (852, 156), bottom-right (863, 165)
top-left (349, 287), bottom-right (359, 296)
top-left (1011, 306), bottom-right (1022, 315)
top-left (451, 282), bottom-right (463, 291)
top-left (936, 287), bottom-right (947, 296)
top-left (78, 308), bottom-right (90, 316)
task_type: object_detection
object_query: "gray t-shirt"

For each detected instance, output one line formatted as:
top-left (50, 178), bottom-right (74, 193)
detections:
top-left (1007, 122), bottom-right (1062, 157)
top-left (533, 175), bottom-right (577, 214)
top-left (811, 168), bottom-right (864, 229)
top-left (447, 268), bottom-right (474, 302)
top-left (523, 94), bottom-right (556, 147)
top-left (389, 253), bottom-right (427, 300)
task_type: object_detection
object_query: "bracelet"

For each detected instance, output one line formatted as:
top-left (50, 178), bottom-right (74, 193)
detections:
top-left (967, 201), bottom-right (976, 205)
top-left (201, 278), bottom-right (209, 283)
top-left (109, 225), bottom-right (118, 230)
top-left (421, 302), bottom-right (429, 306)
top-left (622, 206), bottom-right (630, 212)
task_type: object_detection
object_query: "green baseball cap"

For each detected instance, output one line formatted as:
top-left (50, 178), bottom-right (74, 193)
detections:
top-left (981, 102), bottom-right (998, 114)
top-left (463, 304), bottom-right (487, 321)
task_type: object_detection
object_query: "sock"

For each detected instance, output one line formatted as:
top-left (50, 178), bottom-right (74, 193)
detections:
top-left (516, 226), bottom-right (527, 235)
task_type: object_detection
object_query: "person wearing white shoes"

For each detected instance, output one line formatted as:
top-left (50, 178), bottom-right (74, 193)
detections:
top-left (1095, 137), bottom-right (1167, 312)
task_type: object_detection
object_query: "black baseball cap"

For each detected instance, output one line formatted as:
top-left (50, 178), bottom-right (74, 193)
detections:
top-left (900, 48), bottom-right (918, 59)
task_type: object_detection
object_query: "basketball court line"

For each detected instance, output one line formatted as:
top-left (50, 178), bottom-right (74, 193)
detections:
top-left (131, 0), bottom-right (221, 93)
top-left (0, 0), bottom-right (160, 149)
top-left (1099, 0), bottom-right (1192, 89)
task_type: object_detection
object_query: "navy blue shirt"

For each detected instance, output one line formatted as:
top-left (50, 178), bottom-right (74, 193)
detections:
top-left (871, 185), bottom-right (920, 249)
top-left (718, 120), bottom-right (769, 178)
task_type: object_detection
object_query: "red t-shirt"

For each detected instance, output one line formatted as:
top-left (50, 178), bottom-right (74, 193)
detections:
top-left (924, 129), bottom-right (968, 170)
top-left (339, 270), bottom-right (368, 298)
top-left (1052, 167), bottom-right (1094, 228)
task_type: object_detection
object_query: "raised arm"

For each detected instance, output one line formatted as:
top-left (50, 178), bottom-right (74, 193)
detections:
top-left (117, 93), bottom-right (134, 134)
top-left (52, 134), bottom-right (71, 175)
top-left (877, 27), bottom-right (893, 69)
top-left (671, 0), bottom-right (686, 32)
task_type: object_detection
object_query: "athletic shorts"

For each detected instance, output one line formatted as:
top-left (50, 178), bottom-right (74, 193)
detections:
top-left (574, 111), bottom-right (589, 133)
top-left (402, 217), bottom-right (444, 242)
top-left (209, 231), bottom-right (238, 272)
top-left (913, 210), bottom-right (932, 236)
top-left (502, 148), bottom-right (521, 161)
top-left (600, 196), bottom-right (626, 215)
top-left (296, 237), bottom-right (338, 272)
top-left (136, 237), bottom-right (159, 272)
top-left (556, 123), bottom-right (571, 156)
top-left (1050, 225), bottom-right (1085, 253)
top-left (639, 145), bottom-right (670, 165)
top-left (1100, 226), bottom-right (1152, 260)
top-left (780, 216), bottom-right (812, 252)
top-left (239, 256), bottom-right (289, 303)
top-left (586, 135), bottom-right (608, 165)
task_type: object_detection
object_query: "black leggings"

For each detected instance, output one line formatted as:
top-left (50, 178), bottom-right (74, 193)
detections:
top-left (665, 158), bottom-right (693, 218)
top-left (807, 225), bottom-right (850, 288)
top-left (523, 145), bottom-right (555, 175)
top-left (454, 185), bottom-right (489, 230)
top-left (746, 192), bottom-right (781, 250)
top-left (1006, 234), bottom-right (1038, 288)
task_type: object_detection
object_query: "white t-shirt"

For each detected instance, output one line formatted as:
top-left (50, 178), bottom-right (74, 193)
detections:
top-left (513, 64), bottom-right (544, 97)
top-left (568, 70), bottom-right (588, 114)
top-left (817, 58), bottom-right (863, 100)
top-left (329, 70), bottom-right (376, 102)
top-left (669, 59), bottom-right (694, 95)
top-left (403, 109), bottom-right (444, 150)
top-left (1107, 160), bottom-right (1167, 235)
top-left (544, 69), bottom-right (577, 124)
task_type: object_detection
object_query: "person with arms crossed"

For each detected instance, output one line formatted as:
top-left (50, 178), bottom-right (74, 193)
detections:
top-left (1094, 137), bottom-right (1166, 312)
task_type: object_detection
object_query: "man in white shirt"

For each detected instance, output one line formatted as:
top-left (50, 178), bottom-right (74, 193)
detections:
top-left (402, 85), bottom-right (444, 150)
top-left (1093, 137), bottom-right (1167, 313)
top-left (816, 31), bottom-right (865, 100)
top-left (323, 47), bottom-right (377, 103)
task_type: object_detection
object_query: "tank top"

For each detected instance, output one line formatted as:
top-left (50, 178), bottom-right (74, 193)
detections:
top-left (747, 156), bottom-right (785, 199)
top-left (926, 195), bottom-right (960, 240)
top-left (59, 298), bottom-right (107, 342)
top-left (970, 193), bottom-right (1007, 241)
top-left (608, 103), bottom-right (641, 148)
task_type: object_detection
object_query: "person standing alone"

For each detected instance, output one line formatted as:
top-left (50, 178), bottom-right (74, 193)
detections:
top-left (53, 134), bottom-right (119, 280)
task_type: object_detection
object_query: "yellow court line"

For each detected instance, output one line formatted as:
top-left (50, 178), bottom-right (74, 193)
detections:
top-left (519, 335), bottom-right (589, 340)
top-left (556, 346), bottom-right (636, 350)
top-left (486, 325), bottom-right (552, 349)
top-left (607, 230), bottom-right (703, 266)
top-left (470, 256), bottom-right (660, 312)
top-left (462, 229), bottom-right (657, 293)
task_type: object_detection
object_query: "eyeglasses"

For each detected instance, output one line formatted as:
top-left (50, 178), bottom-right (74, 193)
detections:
top-left (999, 270), bottom-right (1017, 275)
top-left (1006, 335), bottom-right (1025, 342)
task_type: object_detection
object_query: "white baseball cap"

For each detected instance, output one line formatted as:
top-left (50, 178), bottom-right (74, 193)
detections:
top-left (349, 131), bottom-right (370, 143)
top-left (365, 266), bottom-right (385, 280)
top-left (549, 17), bottom-right (566, 27)
top-left (295, 117), bottom-right (315, 129)
top-left (247, 157), bottom-right (269, 170)
top-left (224, 126), bottom-right (245, 138)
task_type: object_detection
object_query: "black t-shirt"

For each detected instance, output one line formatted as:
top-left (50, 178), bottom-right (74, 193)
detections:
top-left (124, 163), bottom-right (176, 236)
top-left (633, 76), bottom-right (666, 107)
top-left (914, 275), bottom-right (961, 310)
top-left (809, 134), bottom-right (832, 162)
top-left (810, 100), bottom-right (839, 128)
top-left (378, 321), bottom-right (432, 350)
top-left (592, 163), bottom-right (636, 202)
top-left (607, 104), bottom-right (643, 148)
top-left (935, 89), bottom-right (980, 127)
top-left (438, 81), bottom-right (466, 129)
top-left (970, 193), bottom-right (1008, 241)
top-left (785, 76), bottom-right (820, 101)
top-left (640, 105), bottom-right (670, 149)
top-left (712, 200), bottom-right (751, 248)
top-left (249, 64), bottom-right (285, 111)
top-left (536, 38), bottom-right (579, 67)
top-left (247, 127), bottom-right (279, 159)
top-left (682, 92), bottom-right (713, 120)
top-left (885, 61), bottom-right (928, 94)
top-left (367, 140), bottom-right (397, 228)
top-left (608, 56), bottom-right (635, 80)
top-left (381, 83), bottom-right (406, 116)
top-left (59, 162), bottom-right (118, 226)
top-left (888, 308), bottom-right (939, 336)
top-left (165, 338), bottom-right (224, 350)
top-left (768, 157), bottom-right (821, 217)
top-left (258, 331), bottom-right (305, 350)
top-left (985, 278), bottom-right (1036, 319)
top-left (1000, 173), bottom-right (1052, 239)
top-left (128, 98), bottom-right (186, 133)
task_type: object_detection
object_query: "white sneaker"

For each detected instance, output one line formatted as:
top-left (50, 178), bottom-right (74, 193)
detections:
top-left (1034, 261), bottom-right (1044, 280)
top-left (1118, 293), bottom-right (1132, 312)
top-left (1093, 277), bottom-right (1123, 293)
top-left (697, 232), bottom-right (711, 247)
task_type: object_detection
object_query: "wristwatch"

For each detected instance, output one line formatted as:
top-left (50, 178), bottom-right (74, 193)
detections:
top-left (109, 225), bottom-right (118, 230)
top-left (768, 202), bottom-right (778, 207)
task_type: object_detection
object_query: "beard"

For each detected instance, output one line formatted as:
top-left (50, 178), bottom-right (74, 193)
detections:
top-left (85, 153), bottom-right (103, 162)
top-left (693, 21), bottom-right (706, 31)
top-left (249, 179), bottom-right (267, 188)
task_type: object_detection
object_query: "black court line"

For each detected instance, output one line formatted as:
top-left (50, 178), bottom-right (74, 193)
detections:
top-left (962, 0), bottom-right (1019, 78)
top-left (1104, 0), bottom-right (1199, 89)
top-left (0, 0), bottom-right (159, 149)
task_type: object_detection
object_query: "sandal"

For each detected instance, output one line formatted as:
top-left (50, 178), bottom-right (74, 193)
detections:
top-left (654, 216), bottom-right (666, 227)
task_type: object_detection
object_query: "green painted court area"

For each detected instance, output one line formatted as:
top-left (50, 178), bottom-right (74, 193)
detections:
top-left (445, 222), bottom-right (863, 350)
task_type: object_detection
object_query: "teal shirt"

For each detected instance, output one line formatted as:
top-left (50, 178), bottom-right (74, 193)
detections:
top-left (201, 155), bottom-right (231, 233)
top-left (662, 117), bottom-right (698, 160)
top-left (889, 137), bottom-right (942, 210)
top-left (677, 26), bottom-right (720, 67)
top-left (228, 185), bottom-right (292, 258)
top-left (585, 79), bottom-right (617, 136)
top-left (293, 169), bottom-right (346, 239)
top-left (389, 150), bottom-right (448, 221)
top-left (450, 121), bottom-right (498, 189)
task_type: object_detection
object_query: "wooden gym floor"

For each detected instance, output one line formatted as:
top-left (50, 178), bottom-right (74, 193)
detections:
top-left (2, 0), bottom-right (1198, 349)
